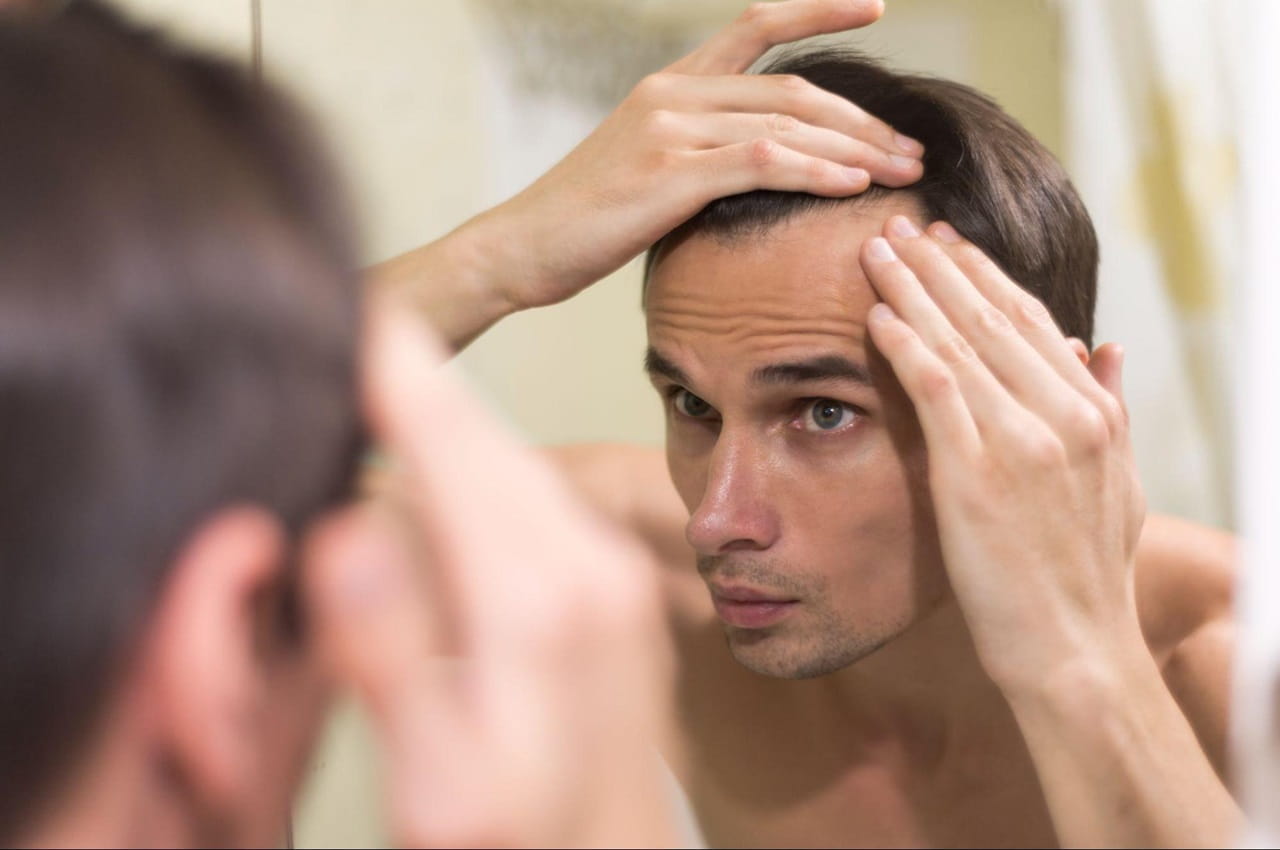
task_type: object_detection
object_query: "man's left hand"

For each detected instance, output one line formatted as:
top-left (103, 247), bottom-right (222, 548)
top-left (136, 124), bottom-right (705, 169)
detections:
top-left (858, 214), bottom-right (1147, 694)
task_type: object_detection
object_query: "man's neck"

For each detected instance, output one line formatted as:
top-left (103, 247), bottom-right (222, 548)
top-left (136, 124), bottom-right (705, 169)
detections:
top-left (819, 597), bottom-right (1014, 767)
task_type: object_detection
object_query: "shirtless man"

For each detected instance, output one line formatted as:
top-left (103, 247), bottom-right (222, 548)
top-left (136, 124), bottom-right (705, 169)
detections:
top-left (0, 2), bottom-right (931, 847)
top-left (2, 0), bottom-right (1235, 847)
top-left (376, 3), bottom-right (1240, 846)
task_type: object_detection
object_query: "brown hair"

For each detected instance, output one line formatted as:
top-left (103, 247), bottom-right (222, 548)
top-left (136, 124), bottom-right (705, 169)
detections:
top-left (0, 3), bottom-right (363, 838)
top-left (647, 48), bottom-right (1099, 347)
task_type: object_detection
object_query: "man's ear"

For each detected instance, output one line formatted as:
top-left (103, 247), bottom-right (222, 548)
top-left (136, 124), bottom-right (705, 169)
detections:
top-left (1067, 337), bottom-right (1090, 366)
top-left (138, 506), bottom-right (287, 818)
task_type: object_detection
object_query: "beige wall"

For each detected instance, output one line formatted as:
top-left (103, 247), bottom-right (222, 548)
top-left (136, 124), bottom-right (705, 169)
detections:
top-left (109, 1), bottom-right (1063, 846)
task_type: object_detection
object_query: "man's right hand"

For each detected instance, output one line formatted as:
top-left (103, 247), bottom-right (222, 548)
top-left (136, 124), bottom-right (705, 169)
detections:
top-left (371, 0), bottom-right (922, 349)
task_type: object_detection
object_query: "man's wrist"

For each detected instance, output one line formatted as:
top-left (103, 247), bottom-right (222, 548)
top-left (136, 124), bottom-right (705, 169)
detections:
top-left (1001, 638), bottom-right (1164, 730)
top-left (364, 213), bottom-right (525, 351)
top-left (459, 202), bottom-right (543, 314)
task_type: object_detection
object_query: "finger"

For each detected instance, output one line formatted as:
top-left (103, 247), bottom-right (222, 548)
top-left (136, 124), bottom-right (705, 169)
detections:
top-left (1087, 343), bottom-right (1127, 410)
top-left (860, 236), bottom-right (1017, 442)
top-left (926, 221), bottom-right (1129, 440)
top-left (1067, 337), bottom-right (1089, 366)
top-left (883, 216), bottom-right (1093, 433)
top-left (676, 110), bottom-right (921, 187)
top-left (691, 139), bottom-right (871, 197)
top-left (864, 301), bottom-right (981, 457)
top-left (925, 222), bottom-right (1107, 401)
top-left (667, 0), bottom-right (885, 76)
top-left (648, 72), bottom-right (922, 162)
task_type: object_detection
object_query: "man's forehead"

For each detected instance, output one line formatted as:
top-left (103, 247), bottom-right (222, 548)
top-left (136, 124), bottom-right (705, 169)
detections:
top-left (646, 207), bottom-right (922, 364)
top-left (647, 196), bottom-right (923, 319)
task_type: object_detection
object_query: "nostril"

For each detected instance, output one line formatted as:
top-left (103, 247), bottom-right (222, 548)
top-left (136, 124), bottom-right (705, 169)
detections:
top-left (686, 502), bottom-right (778, 555)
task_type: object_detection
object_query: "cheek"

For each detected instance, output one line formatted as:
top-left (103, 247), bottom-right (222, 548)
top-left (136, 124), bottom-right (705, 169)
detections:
top-left (796, 433), bottom-right (921, 546)
top-left (781, 426), bottom-right (937, 594)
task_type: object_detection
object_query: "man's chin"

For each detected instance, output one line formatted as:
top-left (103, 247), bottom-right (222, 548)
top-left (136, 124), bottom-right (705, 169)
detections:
top-left (724, 628), bottom-right (891, 680)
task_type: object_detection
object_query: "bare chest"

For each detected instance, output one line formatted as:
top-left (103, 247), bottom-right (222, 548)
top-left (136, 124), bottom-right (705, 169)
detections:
top-left (674, 659), bottom-right (1058, 847)
top-left (684, 747), bottom-right (1058, 848)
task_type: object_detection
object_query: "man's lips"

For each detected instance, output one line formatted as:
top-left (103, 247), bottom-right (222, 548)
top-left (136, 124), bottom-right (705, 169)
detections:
top-left (709, 585), bottom-right (799, 629)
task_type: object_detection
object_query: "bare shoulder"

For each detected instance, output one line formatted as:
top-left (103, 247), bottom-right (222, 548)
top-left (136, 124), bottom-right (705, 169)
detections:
top-left (1135, 513), bottom-right (1236, 657)
top-left (543, 442), bottom-right (691, 562)
top-left (1134, 513), bottom-right (1237, 776)
top-left (543, 441), bottom-right (710, 628)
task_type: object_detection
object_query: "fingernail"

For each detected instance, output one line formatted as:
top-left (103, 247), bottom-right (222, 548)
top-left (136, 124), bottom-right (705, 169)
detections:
top-left (845, 166), bottom-right (870, 184)
top-left (889, 216), bottom-right (921, 238)
top-left (890, 154), bottom-right (918, 170)
top-left (895, 133), bottom-right (924, 155)
top-left (932, 221), bottom-right (961, 243)
top-left (869, 302), bottom-right (897, 323)
top-left (867, 236), bottom-right (896, 262)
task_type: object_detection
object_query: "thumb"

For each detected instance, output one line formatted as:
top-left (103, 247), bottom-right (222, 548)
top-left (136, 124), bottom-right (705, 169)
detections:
top-left (1087, 342), bottom-right (1128, 415)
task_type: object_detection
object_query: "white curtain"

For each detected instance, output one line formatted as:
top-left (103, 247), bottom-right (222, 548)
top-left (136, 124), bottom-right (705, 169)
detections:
top-left (1228, 0), bottom-right (1280, 844)
top-left (1062, 0), bottom-right (1238, 530)
top-left (1065, 0), bottom-right (1280, 841)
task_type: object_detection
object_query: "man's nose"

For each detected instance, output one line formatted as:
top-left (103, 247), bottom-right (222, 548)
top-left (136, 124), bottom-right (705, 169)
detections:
top-left (685, 434), bottom-right (780, 556)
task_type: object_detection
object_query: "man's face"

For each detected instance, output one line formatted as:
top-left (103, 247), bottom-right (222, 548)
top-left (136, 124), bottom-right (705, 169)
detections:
top-left (645, 198), bottom-right (948, 679)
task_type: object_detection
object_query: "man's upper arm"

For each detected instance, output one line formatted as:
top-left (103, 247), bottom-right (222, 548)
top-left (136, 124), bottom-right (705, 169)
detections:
top-left (543, 443), bottom-right (690, 561)
top-left (543, 444), bottom-right (708, 616)
top-left (1136, 514), bottom-right (1238, 780)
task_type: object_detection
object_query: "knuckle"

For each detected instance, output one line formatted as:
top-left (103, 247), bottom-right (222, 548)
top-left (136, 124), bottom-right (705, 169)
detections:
top-left (934, 332), bottom-right (976, 367)
top-left (1068, 403), bottom-right (1111, 452)
top-left (959, 242), bottom-right (1000, 272)
top-left (642, 108), bottom-right (679, 139)
top-left (807, 156), bottom-right (837, 184)
top-left (739, 1), bottom-right (774, 30)
top-left (747, 137), bottom-right (780, 169)
top-left (1095, 393), bottom-right (1126, 433)
top-left (973, 303), bottom-right (1014, 337)
top-left (1014, 291), bottom-right (1055, 329)
top-left (1019, 426), bottom-right (1067, 468)
top-left (773, 73), bottom-right (811, 95)
top-left (918, 364), bottom-right (957, 402)
top-left (765, 111), bottom-right (801, 135)
top-left (631, 72), bottom-right (669, 103)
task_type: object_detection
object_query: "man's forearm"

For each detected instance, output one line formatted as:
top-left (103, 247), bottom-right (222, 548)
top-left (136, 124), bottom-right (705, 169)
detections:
top-left (363, 213), bottom-right (522, 353)
top-left (1006, 646), bottom-right (1239, 848)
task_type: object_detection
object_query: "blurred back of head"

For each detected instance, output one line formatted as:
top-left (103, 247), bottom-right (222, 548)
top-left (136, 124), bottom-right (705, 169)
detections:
top-left (0, 1), bottom-right (363, 838)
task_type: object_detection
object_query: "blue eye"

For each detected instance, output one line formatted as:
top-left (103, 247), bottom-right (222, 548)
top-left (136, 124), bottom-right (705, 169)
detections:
top-left (805, 399), bottom-right (855, 432)
top-left (674, 389), bottom-right (713, 418)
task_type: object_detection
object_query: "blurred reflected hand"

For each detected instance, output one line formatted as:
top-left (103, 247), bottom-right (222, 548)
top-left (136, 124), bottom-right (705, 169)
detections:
top-left (302, 306), bottom-right (676, 848)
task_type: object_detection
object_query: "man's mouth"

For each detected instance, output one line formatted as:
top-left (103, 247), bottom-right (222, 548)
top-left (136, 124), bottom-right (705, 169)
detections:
top-left (708, 584), bottom-right (799, 629)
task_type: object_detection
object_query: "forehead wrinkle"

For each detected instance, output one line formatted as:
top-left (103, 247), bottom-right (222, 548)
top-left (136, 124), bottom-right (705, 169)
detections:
top-left (647, 308), bottom-right (867, 349)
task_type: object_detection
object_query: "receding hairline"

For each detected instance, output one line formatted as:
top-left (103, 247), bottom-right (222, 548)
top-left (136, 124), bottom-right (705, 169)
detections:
top-left (643, 187), bottom-right (926, 301)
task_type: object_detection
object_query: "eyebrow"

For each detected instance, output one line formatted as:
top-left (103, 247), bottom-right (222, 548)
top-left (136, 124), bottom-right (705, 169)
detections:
top-left (644, 347), bottom-right (692, 386)
top-left (645, 348), bottom-right (872, 388)
top-left (753, 355), bottom-right (873, 387)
